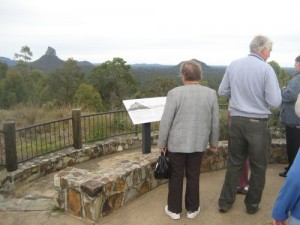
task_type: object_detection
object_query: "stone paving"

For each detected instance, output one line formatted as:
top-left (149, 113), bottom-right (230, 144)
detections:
top-left (0, 146), bottom-right (289, 225)
top-left (0, 171), bottom-right (56, 211)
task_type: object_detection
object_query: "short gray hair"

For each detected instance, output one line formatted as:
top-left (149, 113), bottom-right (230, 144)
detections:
top-left (180, 60), bottom-right (202, 81)
top-left (249, 35), bottom-right (273, 53)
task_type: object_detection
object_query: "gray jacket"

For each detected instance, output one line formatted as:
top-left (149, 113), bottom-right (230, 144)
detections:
top-left (157, 84), bottom-right (219, 153)
top-left (280, 73), bottom-right (300, 126)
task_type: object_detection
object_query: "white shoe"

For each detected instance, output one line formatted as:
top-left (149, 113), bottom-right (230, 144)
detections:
top-left (187, 207), bottom-right (200, 219)
top-left (165, 205), bottom-right (180, 220)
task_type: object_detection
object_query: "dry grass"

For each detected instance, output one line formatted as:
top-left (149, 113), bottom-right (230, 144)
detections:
top-left (0, 105), bottom-right (76, 128)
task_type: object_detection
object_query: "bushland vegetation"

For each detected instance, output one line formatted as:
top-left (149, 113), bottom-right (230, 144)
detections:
top-left (0, 46), bottom-right (291, 130)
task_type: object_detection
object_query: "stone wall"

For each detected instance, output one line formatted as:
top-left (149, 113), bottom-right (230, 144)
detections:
top-left (0, 135), bottom-right (146, 193)
top-left (53, 139), bottom-right (287, 222)
top-left (0, 133), bottom-right (286, 195)
top-left (54, 152), bottom-right (167, 221)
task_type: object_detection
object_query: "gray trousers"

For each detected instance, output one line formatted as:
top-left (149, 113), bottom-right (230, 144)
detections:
top-left (218, 116), bottom-right (271, 211)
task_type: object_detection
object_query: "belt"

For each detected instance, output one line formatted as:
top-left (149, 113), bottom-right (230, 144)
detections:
top-left (232, 116), bottom-right (268, 122)
top-left (249, 117), bottom-right (268, 121)
top-left (249, 118), bottom-right (268, 122)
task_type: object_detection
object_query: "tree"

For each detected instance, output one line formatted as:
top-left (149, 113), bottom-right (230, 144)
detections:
top-left (14, 45), bottom-right (33, 63)
top-left (0, 62), bottom-right (8, 80)
top-left (46, 58), bottom-right (84, 106)
top-left (73, 83), bottom-right (104, 112)
top-left (14, 45), bottom-right (33, 76)
top-left (269, 61), bottom-right (290, 88)
top-left (145, 77), bottom-right (177, 97)
top-left (0, 68), bottom-right (27, 108)
top-left (88, 58), bottom-right (138, 109)
top-left (24, 70), bottom-right (47, 106)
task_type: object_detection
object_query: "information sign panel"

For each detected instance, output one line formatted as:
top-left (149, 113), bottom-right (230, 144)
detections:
top-left (123, 97), bottom-right (166, 125)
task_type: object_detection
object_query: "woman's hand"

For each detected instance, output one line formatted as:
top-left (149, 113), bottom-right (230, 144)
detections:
top-left (159, 148), bottom-right (166, 153)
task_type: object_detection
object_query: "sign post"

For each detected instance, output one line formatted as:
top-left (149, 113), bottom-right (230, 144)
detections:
top-left (123, 97), bottom-right (166, 154)
top-left (142, 123), bottom-right (151, 154)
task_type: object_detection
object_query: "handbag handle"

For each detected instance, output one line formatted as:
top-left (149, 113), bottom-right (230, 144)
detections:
top-left (161, 150), bottom-right (167, 156)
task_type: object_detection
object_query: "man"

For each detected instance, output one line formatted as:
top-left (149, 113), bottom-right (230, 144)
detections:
top-left (218, 35), bottom-right (282, 214)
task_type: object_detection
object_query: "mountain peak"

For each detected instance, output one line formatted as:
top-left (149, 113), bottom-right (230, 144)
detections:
top-left (30, 47), bottom-right (64, 73)
top-left (45, 46), bottom-right (57, 56)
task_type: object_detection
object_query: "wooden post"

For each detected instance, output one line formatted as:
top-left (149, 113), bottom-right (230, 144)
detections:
top-left (72, 109), bottom-right (82, 149)
top-left (3, 121), bottom-right (18, 172)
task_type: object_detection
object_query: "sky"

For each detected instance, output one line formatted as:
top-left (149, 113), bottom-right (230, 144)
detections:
top-left (1, 0), bottom-right (300, 67)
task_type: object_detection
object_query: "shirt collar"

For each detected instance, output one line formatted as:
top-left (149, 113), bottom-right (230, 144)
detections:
top-left (248, 53), bottom-right (265, 62)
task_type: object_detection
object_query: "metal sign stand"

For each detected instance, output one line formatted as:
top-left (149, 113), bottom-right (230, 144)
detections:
top-left (142, 123), bottom-right (151, 154)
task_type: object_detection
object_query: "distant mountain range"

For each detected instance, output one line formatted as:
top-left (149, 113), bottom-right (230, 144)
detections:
top-left (0, 56), bottom-right (17, 67)
top-left (0, 47), bottom-right (294, 88)
top-left (0, 47), bottom-right (96, 74)
top-left (0, 47), bottom-right (226, 77)
top-left (0, 51), bottom-right (206, 69)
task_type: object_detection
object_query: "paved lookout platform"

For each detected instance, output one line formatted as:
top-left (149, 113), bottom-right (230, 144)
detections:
top-left (0, 145), bottom-right (288, 225)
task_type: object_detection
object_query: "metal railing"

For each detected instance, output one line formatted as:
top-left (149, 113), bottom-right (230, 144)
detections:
top-left (0, 109), bottom-right (161, 170)
top-left (81, 110), bottom-right (139, 143)
top-left (16, 118), bottom-right (73, 162)
top-left (0, 105), bottom-right (284, 171)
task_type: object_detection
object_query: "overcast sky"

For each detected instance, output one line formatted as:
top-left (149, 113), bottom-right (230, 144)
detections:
top-left (1, 0), bottom-right (300, 67)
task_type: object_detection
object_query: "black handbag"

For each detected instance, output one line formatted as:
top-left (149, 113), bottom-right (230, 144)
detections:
top-left (154, 152), bottom-right (171, 179)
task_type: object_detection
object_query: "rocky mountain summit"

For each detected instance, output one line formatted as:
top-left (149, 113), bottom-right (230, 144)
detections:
top-left (45, 46), bottom-right (57, 56)
top-left (30, 47), bottom-right (65, 73)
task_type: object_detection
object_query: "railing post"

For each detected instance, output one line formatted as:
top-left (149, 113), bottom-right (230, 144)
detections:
top-left (72, 108), bottom-right (82, 149)
top-left (3, 121), bottom-right (18, 172)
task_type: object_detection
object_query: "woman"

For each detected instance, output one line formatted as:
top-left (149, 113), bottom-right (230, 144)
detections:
top-left (272, 57), bottom-right (300, 224)
top-left (279, 55), bottom-right (300, 177)
top-left (157, 60), bottom-right (219, 220)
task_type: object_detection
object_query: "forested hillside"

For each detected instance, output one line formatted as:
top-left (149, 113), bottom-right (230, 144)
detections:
top-left (0, 46), bottom-right (292, 114)
top-left (131, 63), bottom-right (225, 91)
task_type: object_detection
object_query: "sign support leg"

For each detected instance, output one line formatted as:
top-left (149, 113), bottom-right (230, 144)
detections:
top-left (142, 123), bottom-right (151, 154)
